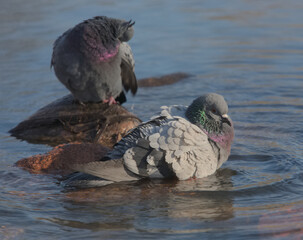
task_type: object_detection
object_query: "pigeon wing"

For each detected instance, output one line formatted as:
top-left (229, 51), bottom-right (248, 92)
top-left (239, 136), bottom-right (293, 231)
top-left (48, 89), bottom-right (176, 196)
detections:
top-left (62, 172), bottom-right (114, 188)
top-left (120, 43), bottom-right (137, 95)
top-left (122, 117), bottom-right (218, 180)
top-left (51, 28), bottom-right (87, 92)
top-left (71, 158), bottom-right (140, 182)
top-left (68, 116), bottom-right (218, 183)
top-left (67, 117), bottom-right (169, 184)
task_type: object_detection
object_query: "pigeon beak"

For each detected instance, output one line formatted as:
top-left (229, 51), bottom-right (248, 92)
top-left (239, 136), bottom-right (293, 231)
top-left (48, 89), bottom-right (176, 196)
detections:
top-left (221, 114), bottom-right (232, 126)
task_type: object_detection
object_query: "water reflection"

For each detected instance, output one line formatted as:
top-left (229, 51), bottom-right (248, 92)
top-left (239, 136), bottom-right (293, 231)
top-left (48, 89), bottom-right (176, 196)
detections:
top-left (41, 216), bottom-right (134, 231)
top-left (167, 169), bottom-right (235, 221)
top-left (40, 168), bottom-right (236, 232)
top-left (0, 225), bottom-right (24, 240)
top-left (258, 205), bottom-right (303, 239)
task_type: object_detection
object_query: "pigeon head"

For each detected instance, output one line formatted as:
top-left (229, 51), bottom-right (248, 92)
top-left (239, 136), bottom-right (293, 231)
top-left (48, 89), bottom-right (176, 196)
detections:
top-left (97, 17), bottom-right (135, 42)
top-left (78, 16), bottom-right (135, 44)
top-left (67, 16), bottom-right (135, 62)
top-left (185, 93), bottom-right (232, 135)
top-left (117, 20), bottom-right (135, 42)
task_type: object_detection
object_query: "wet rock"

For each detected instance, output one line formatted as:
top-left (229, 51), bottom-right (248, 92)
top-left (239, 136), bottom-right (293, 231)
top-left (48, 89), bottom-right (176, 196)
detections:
top-left (9, 73), bottom-right (190, 147)
top-left (16, 142), bottom-right (110, 174)
top-left (12, 72), bottom-right (192, 174)
top-left (138, 72), bottom-right (192, 87)
top-left (9, 95), bottom-right (141, 148)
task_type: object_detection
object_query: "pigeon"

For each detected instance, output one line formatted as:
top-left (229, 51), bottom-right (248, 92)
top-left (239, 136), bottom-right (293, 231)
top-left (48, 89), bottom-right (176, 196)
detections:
top-left (64, 93), bottom-right (234, 187)
top-left (51, 16), bottom-right (137, 104)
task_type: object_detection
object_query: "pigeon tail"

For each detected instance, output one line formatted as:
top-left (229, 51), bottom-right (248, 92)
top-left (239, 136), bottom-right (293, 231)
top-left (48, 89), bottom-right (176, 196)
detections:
top-left (71, 159), bottom-right (141, 182)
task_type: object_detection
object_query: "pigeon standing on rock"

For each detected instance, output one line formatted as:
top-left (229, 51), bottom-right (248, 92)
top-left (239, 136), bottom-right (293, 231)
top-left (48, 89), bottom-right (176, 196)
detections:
top-left (65, 93), bottom-right (234, 187)
top-left (51, 16), bottom-right (137, 104)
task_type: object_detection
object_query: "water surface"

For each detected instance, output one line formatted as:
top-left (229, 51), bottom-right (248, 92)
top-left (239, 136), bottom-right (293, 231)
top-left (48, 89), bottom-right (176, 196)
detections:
top-left (1, 0), bottom-right (303, 239)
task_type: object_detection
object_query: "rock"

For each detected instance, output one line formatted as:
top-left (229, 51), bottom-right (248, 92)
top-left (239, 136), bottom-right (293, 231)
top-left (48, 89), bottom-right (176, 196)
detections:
top-left (9, 72), bottom-right (190, 147)
top-left (11, 72), bottom-right (191, 175)
top-left (9, 94), bottom-right (141, 148)
top-left (16, 142), bottom-right (110, 174)
top-left (138, 72), bottom-right (192, 87)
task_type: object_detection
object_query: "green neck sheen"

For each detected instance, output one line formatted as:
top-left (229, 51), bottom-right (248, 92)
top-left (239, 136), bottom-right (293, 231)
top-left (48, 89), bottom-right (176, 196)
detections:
top-left (186, 108), bottom-right (221, 134)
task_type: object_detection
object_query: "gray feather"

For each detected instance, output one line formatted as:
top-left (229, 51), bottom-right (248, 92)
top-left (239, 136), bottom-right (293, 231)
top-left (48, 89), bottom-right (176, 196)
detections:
top-left (65, 93), bottom-right (234, 187)
top-left (72, 159), bottom-right (140, 182)
top-left (51, 16), bottom-right (137, 104)
top-left (120, 42), bottom-right (137, 95)
top-left (62, 172), bottom-right (114, 188)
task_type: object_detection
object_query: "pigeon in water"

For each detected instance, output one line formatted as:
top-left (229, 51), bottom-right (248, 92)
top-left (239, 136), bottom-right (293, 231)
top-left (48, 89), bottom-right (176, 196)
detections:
top-left (51, 16), bottom-right (137, 104)
top-left (64, 93), bottom-right (234, 187)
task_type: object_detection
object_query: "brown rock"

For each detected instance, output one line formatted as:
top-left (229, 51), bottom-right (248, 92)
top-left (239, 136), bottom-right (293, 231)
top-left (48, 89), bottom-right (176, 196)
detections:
top-left (138, 72), bottom-right (191, 87)
top-left (9, 72), bottom-right (190, 148)
top-left (9, 94), bottom-right (141, 148)
top-left (12, 72), bottom-right (192, 174)
top-left (16, 142), bottom-right (110, 174)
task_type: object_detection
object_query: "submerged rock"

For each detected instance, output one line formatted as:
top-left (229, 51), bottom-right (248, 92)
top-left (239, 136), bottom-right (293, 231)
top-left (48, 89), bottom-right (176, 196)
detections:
top-left (9, 94), bottom-right (141, 148)
top-left (16, 142), bottom-right (109, 174)
top-left (11, 72), bottom-right (191, 174)
top-left (138, 72), bottom-right (191, 87)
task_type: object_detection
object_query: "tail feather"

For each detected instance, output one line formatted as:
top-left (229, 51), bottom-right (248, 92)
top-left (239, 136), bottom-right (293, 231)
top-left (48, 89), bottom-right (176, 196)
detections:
top-left (121, 57), bottom-right (137, 95)
top-left (71, 159), bottom-right (141, 182)
top-left (120, 42), bottom-right (137, 96)
top-left (62, 172), bottom-right (114, 188)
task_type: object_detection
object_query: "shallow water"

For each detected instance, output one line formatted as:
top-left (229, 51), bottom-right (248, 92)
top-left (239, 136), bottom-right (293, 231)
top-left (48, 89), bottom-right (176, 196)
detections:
top-left (1, 0), bottom-right (303, 239)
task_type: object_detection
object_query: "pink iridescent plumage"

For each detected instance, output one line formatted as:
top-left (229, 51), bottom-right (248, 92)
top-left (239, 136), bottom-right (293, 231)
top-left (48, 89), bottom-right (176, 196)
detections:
top-left (51, 16), bottom-right (137, 104)
top-left (203, 119), bottom-right (234, 152)
top-left (98, 44), bottom-right (120, 62)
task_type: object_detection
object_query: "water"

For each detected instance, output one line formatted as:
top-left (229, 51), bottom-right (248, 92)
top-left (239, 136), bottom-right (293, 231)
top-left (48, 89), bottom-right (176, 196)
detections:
top-left (1, 0), bottom-right (303, 239)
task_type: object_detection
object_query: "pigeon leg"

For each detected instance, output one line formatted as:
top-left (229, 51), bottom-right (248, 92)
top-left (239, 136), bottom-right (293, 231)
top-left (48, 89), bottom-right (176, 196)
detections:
top-left (103, 96), bottom-right (117, 105)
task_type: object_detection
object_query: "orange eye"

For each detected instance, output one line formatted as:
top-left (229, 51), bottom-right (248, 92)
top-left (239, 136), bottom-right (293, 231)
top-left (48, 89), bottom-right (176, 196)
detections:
top-left (211, 108), bottom-right (217, 114)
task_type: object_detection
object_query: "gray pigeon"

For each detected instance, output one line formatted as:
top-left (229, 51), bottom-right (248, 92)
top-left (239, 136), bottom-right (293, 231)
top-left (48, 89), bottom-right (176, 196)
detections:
top-left (51, 16), bottom-right (137, 104)
top-left (65, 93), bottom-right (234, 187)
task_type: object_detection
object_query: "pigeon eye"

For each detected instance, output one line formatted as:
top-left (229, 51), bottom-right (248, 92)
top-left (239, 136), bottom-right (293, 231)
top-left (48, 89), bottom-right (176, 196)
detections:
top-left (211, 108), bottom-right (217, 114)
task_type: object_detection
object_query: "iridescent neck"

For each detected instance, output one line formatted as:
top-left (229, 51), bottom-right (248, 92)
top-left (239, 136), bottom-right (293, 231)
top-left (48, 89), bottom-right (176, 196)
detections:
top-left (205, 128), bottom-right (234, 150)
